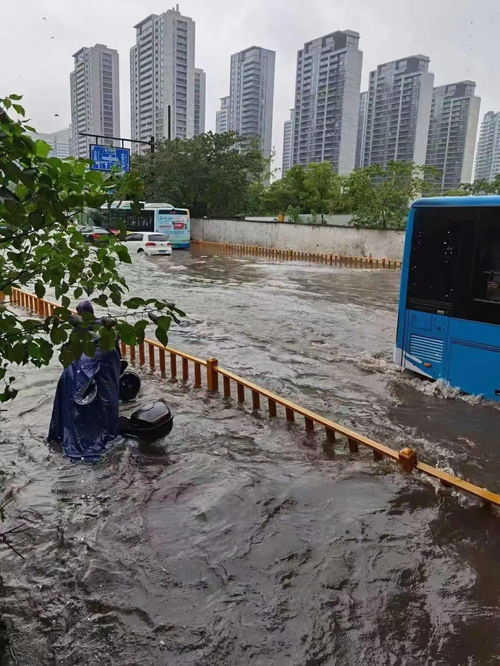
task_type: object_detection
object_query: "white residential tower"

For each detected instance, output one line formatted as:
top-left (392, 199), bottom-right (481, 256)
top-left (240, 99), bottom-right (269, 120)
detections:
top-left (130, 7), bottom-right (196, 148)
top-left (70, 44), bottom-right (120, 159)
top-left (291, 30), bottom-right (362, 175)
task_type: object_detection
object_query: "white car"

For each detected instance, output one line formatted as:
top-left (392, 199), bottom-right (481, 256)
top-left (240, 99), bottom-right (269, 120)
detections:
top-left (125, 232), bottom-right (172, 256)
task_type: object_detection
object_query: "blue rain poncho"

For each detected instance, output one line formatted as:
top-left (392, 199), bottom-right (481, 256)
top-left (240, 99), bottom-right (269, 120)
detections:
top-left (48, 345), bottom-right (121, 460)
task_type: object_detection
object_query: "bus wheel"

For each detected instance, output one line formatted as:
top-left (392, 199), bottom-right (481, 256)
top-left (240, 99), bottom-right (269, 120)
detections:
top-left (137, 248), bottom-right (144, 253)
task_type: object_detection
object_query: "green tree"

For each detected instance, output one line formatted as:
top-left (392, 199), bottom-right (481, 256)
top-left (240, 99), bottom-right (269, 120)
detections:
top-left (133, 131), bottom-right (267, 218)
top-left (260, 167), bottom-right (305, 213)
top-left (346, 161), bottom-right (441, 229)
top-left (444, 175), bottom-right (500, 196)
top-left (259, 163), bottom-right (348, 216)
top-left (0, 94), bottom-right (183, 402)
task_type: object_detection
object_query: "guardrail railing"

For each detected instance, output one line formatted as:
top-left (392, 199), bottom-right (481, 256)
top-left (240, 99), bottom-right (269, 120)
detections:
top-left (191, 240), bottom-right (402, 269)
top-left (6, 287), bottom-right (500, 510)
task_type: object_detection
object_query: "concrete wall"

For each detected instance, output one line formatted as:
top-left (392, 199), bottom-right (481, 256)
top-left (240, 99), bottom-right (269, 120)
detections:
top-left (245, 214), bottom-right (354, 226)
top-left (192, 218), bottom-right (404, 260)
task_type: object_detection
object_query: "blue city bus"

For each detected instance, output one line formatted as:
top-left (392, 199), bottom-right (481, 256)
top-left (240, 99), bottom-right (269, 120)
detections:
top-left (395, 196), bottom-right (500, 402)
top-left (98, 202), bottom-right (191, 248)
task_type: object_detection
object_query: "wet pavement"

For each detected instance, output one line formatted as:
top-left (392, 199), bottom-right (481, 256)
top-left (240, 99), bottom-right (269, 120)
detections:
top-left (0, 248), bottom-right (498, 664)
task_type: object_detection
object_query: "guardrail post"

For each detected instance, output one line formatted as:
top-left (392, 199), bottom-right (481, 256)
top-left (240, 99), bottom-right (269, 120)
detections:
top-left (194, 362), bottom-right (202, 388)
top-left (398, 447), bottom-right (417, 473)
top-left (159, 348), bottom-right (166, 377)
top-left (206, 357), bottom-right (219, 392)
top-left (268, 398), bottom-right (277, 417)
top-left (170, 352), bottom-right (177, 379)
top-left (148, 343), bottom-right (155, 370)
top-left (348, 438), bottom-right (359, 453)
top-left (138, 342), bottom-right (145, 367)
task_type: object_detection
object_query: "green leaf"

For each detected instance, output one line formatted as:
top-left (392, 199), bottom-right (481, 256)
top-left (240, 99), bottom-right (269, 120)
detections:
top-left (35, 281), bottom-right (45, 299)
top-left (134, 320), bottom-right (147, 344)
top-left (10, 344), bottom-right (25, 364)
top-left (92, 294), bottom-right (108, 307)
top-left (37, 339), bottom-right (53, 363)
top-left (73, 287), bottom-right (83, 299)
top-left (116, 321), bottom-right (137, 346)
top-left (123, 297), bottom-right (145, 309)
top-left (99, 328), bottom-right (116, 352)
top-left (155, 327), bottom-right (169, 346)
top-left (59, 346), bottom-right (74, 368)
top-left (12, 104), bottom-right (25, 116)
top-left (34, 139), bottom-right (51, 158)
top-left (109, 291), bottom-right (122, 306)
top-left (115, 244), bottom-right (132, 264)
top-left (83, 340), bottom-right (96, 357)
top-left (61, 295), bottom-right (70, 308)
top-left (50, 325), bottom-right (67, 345)
top-left (156, 315), bottom-right (171, 331)
top-left (0, 387), bottom-right (17, 403)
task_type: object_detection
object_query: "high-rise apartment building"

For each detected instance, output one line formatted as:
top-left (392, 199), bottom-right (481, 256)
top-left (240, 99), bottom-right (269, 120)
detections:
top-left (282, 109), bottom-right (294, 175)
top-left (130, 7), bottom-right (195, 148)
top-left (32, 126), bottom-right (73, 158)
top-left (355, 91), bottom-right (368, 168)
top-left (291, 30), bottom-right (362, 175)
top-left (216, 96), bottom-right (230, 133)
top-left (228, 46), bottom-right (275, 158)
top-left (474, 111), bottom-right (500, 182)
top-left (194, 68), bottom-right (206, 135)
top-left (70, 44), bottom-right (120, 159)
top-left (362, 55), bottom-right (434, 167)
top-left (425, 81), bottom-right (480, 191)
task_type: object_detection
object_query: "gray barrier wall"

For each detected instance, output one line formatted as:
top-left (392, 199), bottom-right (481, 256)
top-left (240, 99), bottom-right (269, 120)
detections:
top-left (191, 218), bottom-right (404, 260)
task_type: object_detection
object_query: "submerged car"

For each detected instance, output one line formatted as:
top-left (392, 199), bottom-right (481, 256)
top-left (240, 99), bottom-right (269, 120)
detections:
top-left (79, 226), bottom-right (116, 243)
top-left (124, 232), bottom-right (172, 256)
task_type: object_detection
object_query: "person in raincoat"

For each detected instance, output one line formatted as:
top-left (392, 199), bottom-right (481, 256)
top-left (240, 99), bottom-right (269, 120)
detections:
top-left (48, 301), bottom-right (121, 460)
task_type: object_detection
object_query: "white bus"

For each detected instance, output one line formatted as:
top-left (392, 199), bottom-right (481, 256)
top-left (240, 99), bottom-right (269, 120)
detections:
top-left (99, 202), bottom-right (191, 249)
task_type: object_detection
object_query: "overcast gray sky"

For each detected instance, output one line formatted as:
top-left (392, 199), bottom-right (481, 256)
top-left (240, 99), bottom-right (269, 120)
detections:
top-left (1, 0), bottom-right (498, 170)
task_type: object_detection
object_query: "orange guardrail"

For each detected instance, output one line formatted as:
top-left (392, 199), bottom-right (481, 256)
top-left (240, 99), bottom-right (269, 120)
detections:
top-left (191, 240), bottom-right (402, 269)
top-left (6, 287), bottom-right (500, 510)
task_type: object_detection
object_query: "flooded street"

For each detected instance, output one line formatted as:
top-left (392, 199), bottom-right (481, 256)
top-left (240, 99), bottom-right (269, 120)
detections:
top-left (0, 248), bottom-right (499, 664)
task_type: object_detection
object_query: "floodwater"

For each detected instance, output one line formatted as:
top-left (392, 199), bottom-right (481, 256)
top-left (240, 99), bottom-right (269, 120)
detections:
top-left (0, 248), bottom-right (499, 665)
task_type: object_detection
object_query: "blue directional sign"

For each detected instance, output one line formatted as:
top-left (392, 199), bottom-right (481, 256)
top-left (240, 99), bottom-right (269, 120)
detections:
top-left (89, 144), bottom-right (130, 172)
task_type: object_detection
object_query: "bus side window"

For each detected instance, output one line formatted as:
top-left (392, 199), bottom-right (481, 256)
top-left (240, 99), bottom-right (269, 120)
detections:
top-left (473, 211), bottom-right (500, 305)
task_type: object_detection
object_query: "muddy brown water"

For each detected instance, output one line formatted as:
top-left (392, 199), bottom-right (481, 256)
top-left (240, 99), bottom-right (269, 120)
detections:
top-left (0, 248), bottom-right (498, 665)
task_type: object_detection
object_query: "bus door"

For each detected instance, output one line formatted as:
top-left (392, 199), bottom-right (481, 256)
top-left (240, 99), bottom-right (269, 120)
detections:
top-left (446, 208), bottom-right (500, 400)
